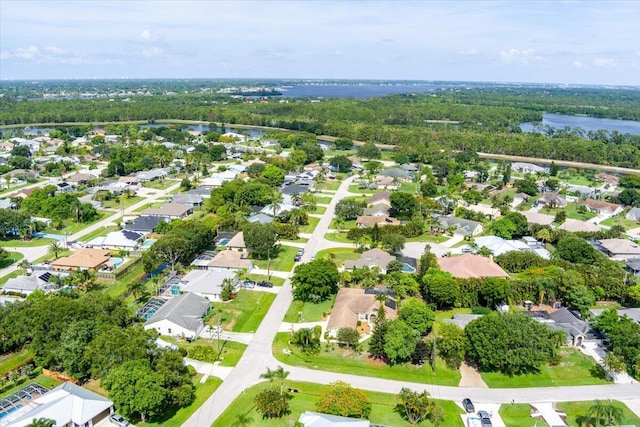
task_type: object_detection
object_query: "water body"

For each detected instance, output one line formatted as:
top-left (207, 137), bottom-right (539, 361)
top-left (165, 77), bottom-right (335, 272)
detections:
top-left (521, 113), bottom-right (640, 136)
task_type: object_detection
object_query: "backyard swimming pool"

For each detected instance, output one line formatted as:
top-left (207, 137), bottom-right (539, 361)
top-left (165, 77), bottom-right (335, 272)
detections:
top-left (110, 257), bottom-right (124, 268)
top-left (217, 238), bottom-right (230, 246)
top-left (142, 239), bottom-right (156, 248)
top-left (0, 404), bottom-right (22, 419)
top-left (402, 263), bottom-right (416, 273)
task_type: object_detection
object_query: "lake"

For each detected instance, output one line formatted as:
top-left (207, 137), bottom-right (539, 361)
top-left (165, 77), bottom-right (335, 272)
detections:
top-left (521, 113), bottom-right (640, 136)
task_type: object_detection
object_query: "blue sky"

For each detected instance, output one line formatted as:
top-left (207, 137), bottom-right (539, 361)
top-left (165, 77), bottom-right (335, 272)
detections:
top-left (1, 1), bottom-right (639, 85)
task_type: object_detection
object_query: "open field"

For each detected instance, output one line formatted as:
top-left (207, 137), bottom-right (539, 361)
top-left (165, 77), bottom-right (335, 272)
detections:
top-left (209, 290), bottom-right (276, 333)
top-left (315, 247), bottom-right (359, 266)
top-left (284, 296), bottom-right (335, 323)
top-left (253, 244), bottom-right (297, 272)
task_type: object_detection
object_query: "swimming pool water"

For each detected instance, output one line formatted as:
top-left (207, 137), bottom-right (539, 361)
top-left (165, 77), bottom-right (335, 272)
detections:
top-left (0, 405), bottom-right (23, 419)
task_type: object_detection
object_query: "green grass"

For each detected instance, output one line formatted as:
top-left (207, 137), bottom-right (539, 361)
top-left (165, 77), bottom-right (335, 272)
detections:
top-left (312, 206), bottom-right (327, 214)
top-left (284, 296), bottom-right (335, 323)
top-left (540, 203), bottom-right (597, 221)
top-left (318, 181), bottom-right (341, 191)
top-left (279, 236), bottom-right (309, 243)
top-left (210, 290), bottom-right (276, 333)
top-left (329, 219), bottom-right (356, 229)
top-left (558, 172), bottom-right (597, 187)
top-left (160, 336), bottom-right (247, 367)
top-left (0, 180), bottom-right (43, 197)
top-left (315, 196), bottom-right (332, 204)
top-left (498, 403), bottom-right (535, 427)
top-left (254, 245), bottom-right (298, 272)
top-left (557, 400), bottom-right (640, 427)
top-left (601, 215), bottom-right (639, 230)
top-left (0, 270), bottom-right (22, 287)
top-left (399, 181), bottom-right (418, 193)
top-left (315, 247), bottom-right (360, 266)
top-left (142, 179), bottom-right (176, 190)
top-left (348, 184), bottom-right (379, 194)
top-left (273, 333), bottom-right (461, 386)
top-left (77, 225), bottom-right (119, 242)
top-left (0, 237), bottom-right (55, 247)
top-left (41, 211), bottom-right (110, 235)
top-left (0, 251), bottom-right (23, 269)
top-left (134, 202), bottom-right (164, 212)
top-left (0, 349), bottom-right (33, 374)
top-left (101, 195), bottom-right (144, 209)
top-left (0, 374), bottom-right (62, 400)
top-left (300, 216), bottom-right (320, 234)
top-left (104, 262), bottom-right (146, 299)
top-left (32, 250), bottom-right (71, 264)
top-left (480, 348), bottom-right (610, 388)
top-left (323, 232), bottom-right (354, 244)
top-left (139, 375), bottom-right (222, 427)
top-left (213, 380), bottom-right (464, 427)
top-left (246, 274), bottom-right (285, 286)
top-left (406, 234), bottom-right (450, 243)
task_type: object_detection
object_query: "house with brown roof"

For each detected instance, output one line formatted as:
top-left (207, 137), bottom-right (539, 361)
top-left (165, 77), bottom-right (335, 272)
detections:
top-left (366, 191), bottom-right (391, 207)
top-left (66, 173), bottom-right (97, 186)
top-left (597, 238), bottom-right (640, 260)
top-left (10, 187), bottom-right (40, 199)
top-left (522, 211), bottom-right (555, 226)
top-left (225, 232), bottom-right (246, 250)
top-left (582, 199), bottom-right (622, 217)
top-left (437, 254), bottom-right (509, 279)
top-left (355, 215), bottom-right (400, 228)
top-left (52, 248), bottom-right (111, 272)
top-left (207, 250), bottom-right (253, 271)
top-left (344, 248), bottom-right (396, 274)
top-left (326, 288), bottom-right (397, 338)
top-left (141, 202), bottom-right (193, 219)
top-left (595, 173), bottom-right (619, 187)
top-left (557, 218), bottom-right (600, 232)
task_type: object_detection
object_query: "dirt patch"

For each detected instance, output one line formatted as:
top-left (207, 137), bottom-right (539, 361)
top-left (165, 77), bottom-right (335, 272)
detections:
top-left (366, 356), bottom-right (387, 367)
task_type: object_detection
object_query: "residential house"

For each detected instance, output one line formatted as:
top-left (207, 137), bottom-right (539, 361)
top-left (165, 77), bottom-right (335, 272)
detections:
top-left (171, 193), bottom-right (204, 207)
top-left (248, 213), bottom-right (274, 224)
top-left (344, 248), bottom-right (396, 274)
top-left (582, 199), bottom-right (622, 217)
top-left (626, 207), bottom-right (640, 222)
top-left (473, 235), bottom-right (552, 259)
top-left (226, 232), bottom-right (246, 250)
top-left (376, 175), bottom-right (399, 190)
top-left (179, 269), bottom-right (237, 301)
top-left (465, 204), bottom-right (501, 219)
top-left (538, 193), bottom-right (568, 208)
top-left (298, 411), bottom-right (370, 427)
top-left (87, 230), bottom-right (144, 250)
top-left (377, 167), bottom-right (411, 181)
top-left (136, 168), bottom-right (169, 182)
top-left (143, 293), bottom-right (210, 339)
top-left (124, 215), bottom-right (169, 233)
top-left (522, 211), bottom-right (555, 226)
top-left (366, 191), bottom-right (391, 207)
top-left (2, 273), bottom-right (61, 296)
top-left (66, 173), bottom-right (97, 186)
top-left (186, 186), bottom-right (214, 198)
top-left (326, 288), bottom-right (397, 338)
top-left (355, 215), bottom-right (400, 228)
top-left (362, 203), bottom-right (390, 217)
top-left (535, 307), bottom-right (601, 347)
top-left (443, 313), bottom-right (483, 329)
top-left (7, 382), bottom-right (114, 427)
top-left (596, 238), bottom-right (640, 260)
top-left (52, 248), bottom-right (111, 272)
top-left (591, 308), bottom-right (640, 325)
top-left (625, 258), bottom-right (640, 275)
top-left (401, 163), bottom-right (419, 173)
top-left (437, 217), bottom-right (483, 236)
top-left (141, 202), bottom-right (193, 219)
top-left (557, 219), bottom-right (600, 233)
top-left (437, 254), bottom-right (509, 279)
top-left (55, 182), bottom-right (73, 193)
top-left (10, 187), bottom-right (39, 199)
top-left (595, 173), bottom-right (620, 187)
top-left (0, 198), bottom-right (16, 210)
top-left (207, 250), bottom-right (253, 271)
top-left (512, 162), bottom-right (548, 174)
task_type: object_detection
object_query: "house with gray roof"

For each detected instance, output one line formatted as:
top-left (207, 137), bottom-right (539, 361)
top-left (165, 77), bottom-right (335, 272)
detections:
top-left (171, 193), bottom-right (204, 207)
top-left (248, 212), bottom-right (274, 224)
top-left (625, 258), bottom-right (640, 275)
top-left (141, 202), bottom-right (193, 219)
top-left (534, 307), bottom-right (601, 347)
top-left (124, 215), bottom-right (169, 233)
top-left (626, 207), bottom-right (640, 222)
top-left (377, 167), bottom-right (411, 180)
top-left (144, 293), bottom-right (210, 339)
top-left (179, 269), bottom-right (237, 301)
top-left (344, 248), bottom-right (396, 274)
top-left (437, 216), bottom-right (483, 236)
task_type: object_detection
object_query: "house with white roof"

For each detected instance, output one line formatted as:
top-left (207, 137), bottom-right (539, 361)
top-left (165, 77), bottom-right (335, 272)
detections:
top-left (179, 269), bottom-right (237, 301)
top-left (298, 411), bottom-right (370, 427)
top-left (87, 230), bottom-right (144, 250)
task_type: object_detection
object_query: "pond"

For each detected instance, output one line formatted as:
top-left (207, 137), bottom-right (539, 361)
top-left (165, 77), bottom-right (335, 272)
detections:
top-left (521, 113), bottom-right (640, 136)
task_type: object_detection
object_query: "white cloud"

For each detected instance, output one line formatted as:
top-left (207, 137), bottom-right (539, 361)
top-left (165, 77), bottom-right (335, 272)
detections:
top-left (142, 46), bottom-right (163, 57)
top-left (499, 48), bottom-right (542, 64)
top-left (140, 29), bottom-right (152, 41)
top-left (2, 45), bottom-right (41, 60)
top-left (573, 60), bottom-right (584, 68)
top-left (592, 57), bottom-right (616, 68)
top-left (44, 46), bottom-right (65, 55)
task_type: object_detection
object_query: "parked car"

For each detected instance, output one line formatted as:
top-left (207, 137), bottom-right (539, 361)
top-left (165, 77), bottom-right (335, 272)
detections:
top-left (462, 398), bottom-right (475, 413)
top-left (109, 414), bottom-right (130, 427)
top-left (257, 281), bottom-right (273, 288)
top-left (297, 248), bottom-right (305, 255)
top-left (477, 411), bottom-right (492, 426)
top-left (242, 280), bottom-right (256, 288)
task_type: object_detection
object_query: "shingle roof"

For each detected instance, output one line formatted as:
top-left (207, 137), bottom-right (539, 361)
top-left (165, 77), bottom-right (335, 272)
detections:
top-left (327, 288), bottom-right (396, 333)
top-left (344, 248), bottom-right (395, 271)
top-left (366, 191), bottom-right (390, 205)
top-left (144, 293), bottom-right (210, 332)
top-left (557, 219), bottom-right (600, 232)
top-left (437, 254), bottom-right (509, 279)
top-left (141, 202), bottom-right (192, 217)
top-left (125, 215), bottom-right (168, 232)
top-left (208, 250), bottom-right (252, 269)
top-left (52, 248), bottom-right (111, 270)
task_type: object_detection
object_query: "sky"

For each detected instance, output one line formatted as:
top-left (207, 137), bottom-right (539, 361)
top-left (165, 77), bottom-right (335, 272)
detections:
top-left (1, 1), bottom-right (639, 85)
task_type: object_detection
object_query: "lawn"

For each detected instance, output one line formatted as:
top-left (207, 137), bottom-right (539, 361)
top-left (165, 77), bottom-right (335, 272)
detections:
top-left (557, 400), bottom-right (640, 427)
top-left (0, 374), bottom-right (62, 400)
top-left (315, 247), bottom-right (359, 266)
top-left (499, 403), bottom-right (535, 427)
top-left (0, 251), bottom-right (23, 269)
top-left (42, 211), bottom-right (110, 235)
top-left (323, 232), bottom-right (353, 244)
top-left (329, 218), bottom-right (356, 229)
top-left (318, 181), bottom-right (341, 191)
top-left (160, 336), bottom-right (247, 367)
top-left (0, 349), bottom-right (33, 374)
top-left (210, 290), bottom-right (276, 333)
top-left (273, 333), bottom-right (461, 386)
top-left (104, 262), bottom-right (147, 300)
top-left (406, 234), bottom-right (450, 243)
top-left (558, 172), bottom-right (597, 187)
top-left (134, 202), bottom-right (164, 212)
top-left (101, 195), bottom-right (144, 209)
top-left (348, 184), bottom-right (379, 194)
top-left (601, 215), bottom-right (639, 230)
top-left (33, 249), bottom-right (71, 264)
top-left (315, 196), bottom-right (333, 204)
top-left (480, 348), bottom-right (610, 388)
top-left (77, 225), bottom-right (119, 242)
top-left (139, 375), bottom-right (222, 427)
top-left (213, 380), bottom-right (464, 427)
top-left (300, 216), bottom-right (320, 234)
top-left (399, 181), bottom-right (418, 193)
top-left (253, 245), bottom-right (297, 272)
top-left (284, 296), bottom-right (335, 323)
top-left (540, 203), bottom-right (597, 221)
top-left (0, 237), bottom-right (55, 247)
top-left (246, 274), bottom-right (285, 286)
top-left (142, 179), bottom-right (177, 190)
top-left (311, 206), bottom-right (327, 215)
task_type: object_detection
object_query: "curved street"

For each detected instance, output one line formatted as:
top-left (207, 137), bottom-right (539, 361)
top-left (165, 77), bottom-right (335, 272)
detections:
top-left (183, 175), bottom-right (640, 427)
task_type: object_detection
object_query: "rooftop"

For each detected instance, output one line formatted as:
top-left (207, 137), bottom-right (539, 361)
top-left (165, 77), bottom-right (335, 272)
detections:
top-left (437, 254), bottom-right (509, 279)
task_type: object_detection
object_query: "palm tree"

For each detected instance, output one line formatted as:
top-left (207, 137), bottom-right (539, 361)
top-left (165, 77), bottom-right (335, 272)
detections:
top-left (234, 268), bottom-right (248, 283)
top-left (48, 241), bottom-right (62, 260)
top-left (26, 418), bottom-right (56, 427)
top-left (536, 228), bottom-right (551, 244)
top-left (268, 191), bottom-right (283, 216)
top-left (231, 413), bottom-right (253, 427)
top-left (301, 191), bottom-right (317, 213)
top-left (73, 269), bottom-right (97, 292)
top-left (260, 366), bottom-right (290, 396)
